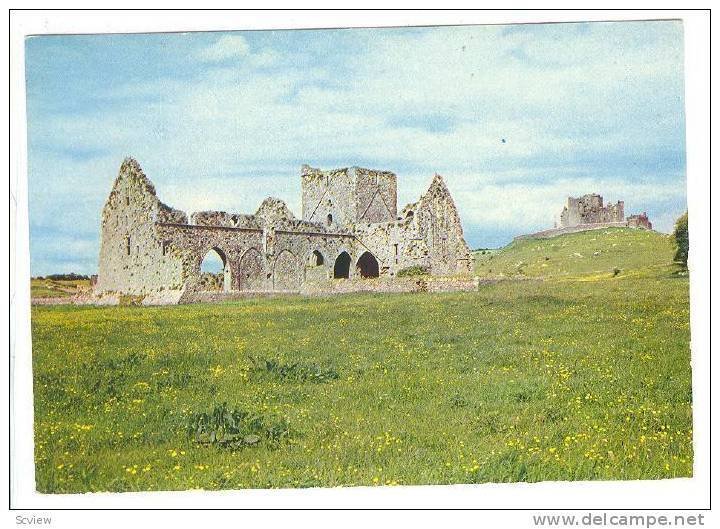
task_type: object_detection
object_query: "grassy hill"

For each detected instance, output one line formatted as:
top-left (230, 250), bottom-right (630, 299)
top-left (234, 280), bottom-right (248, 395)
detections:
top-left (474, 228), bottom-right (678, 280)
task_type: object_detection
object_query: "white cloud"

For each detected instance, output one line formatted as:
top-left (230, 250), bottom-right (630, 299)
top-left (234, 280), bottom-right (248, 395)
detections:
top-left (40, 22), bottom-right (685, 179)
top-left (196, 34), bottom-right (250, 62)
top-left (27, 21), bottom-right (688, 273)
top-left (249, 49), bottom-right (279, 67)
top-left (161, 174), bottom-right (301, 218)
top-left (446, 174), bottom-right (687, 236)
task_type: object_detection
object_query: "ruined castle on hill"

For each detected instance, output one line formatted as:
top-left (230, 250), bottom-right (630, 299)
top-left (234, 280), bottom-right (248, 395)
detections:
top-left (559, 194), bottom-right (625, 227)
top-left (516, 193), bottom-right (652, 240)
top-left (559, 193), bottom-right (652, 230)
top-left (559, 194), bottom-right (652, 230)
top-left (95, 158), bottom-right (474, 303)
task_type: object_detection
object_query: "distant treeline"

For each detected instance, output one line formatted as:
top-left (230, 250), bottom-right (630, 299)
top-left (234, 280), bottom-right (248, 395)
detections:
top-left (34, 273), bottom-right (91, 281)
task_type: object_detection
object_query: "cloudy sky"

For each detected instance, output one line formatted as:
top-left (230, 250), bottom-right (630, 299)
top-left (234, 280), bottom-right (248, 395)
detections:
top-left (25, 20), bottom-right (687, 276)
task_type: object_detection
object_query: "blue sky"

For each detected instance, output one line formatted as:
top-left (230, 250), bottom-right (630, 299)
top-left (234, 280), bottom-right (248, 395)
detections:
top-left (26, 21), bottom-right (687, 275)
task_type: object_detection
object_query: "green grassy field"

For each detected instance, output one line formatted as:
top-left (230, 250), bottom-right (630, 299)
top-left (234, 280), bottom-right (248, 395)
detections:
top-left (31, 229), bottom-right (692, 492)
top-left (31, 278), bottom-right (90, 298)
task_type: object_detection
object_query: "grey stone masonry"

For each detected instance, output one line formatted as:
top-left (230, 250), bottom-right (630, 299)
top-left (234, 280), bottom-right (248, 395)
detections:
top-left (559, 194), bottom-right (625, 228)
top-left (95, 158), bottom-right (474, 302)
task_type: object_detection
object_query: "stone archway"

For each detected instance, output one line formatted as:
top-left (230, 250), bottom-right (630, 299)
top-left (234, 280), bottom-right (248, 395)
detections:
top-left (236, 247), bottom-right (265, 291)
top-left (356, 251), bottom-right (379, 278)
top-left (310, 250), bottom-right (324, 266)
top-left (273, 250), bottom-right (301, 290)
top-left (199, 247), bottom-right (231, 292)
top-left (305, 249), bottom-right (326, 283)
top-left (333, 251), bottom-right (351, 279)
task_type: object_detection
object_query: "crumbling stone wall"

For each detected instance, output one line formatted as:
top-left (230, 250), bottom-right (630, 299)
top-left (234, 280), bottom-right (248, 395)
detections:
top-left (154, 223), bottom-right (264, 292)
top-left (301, 165), bottom-right (397, 226)
top-left (351, 174), bottom-right (472, 276)
top-left (96, 158), bottom-right (473, 302)
top-left (96, 158), bottom-right (187, 295)
top-left (300, 275), bottom-right (480, 295)
top-left (412, 174), bottom-right (473, 275)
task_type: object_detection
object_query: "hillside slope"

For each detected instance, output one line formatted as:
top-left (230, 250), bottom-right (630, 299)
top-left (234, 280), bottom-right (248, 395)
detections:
top-left (474, 228), bottom-right (678, 280)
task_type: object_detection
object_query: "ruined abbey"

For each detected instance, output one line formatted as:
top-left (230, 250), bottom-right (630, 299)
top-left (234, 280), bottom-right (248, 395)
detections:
top-left (95, 158), bottom-right (474, 303)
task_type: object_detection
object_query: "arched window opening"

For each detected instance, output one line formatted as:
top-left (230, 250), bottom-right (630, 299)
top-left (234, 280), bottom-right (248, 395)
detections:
top-left (310, 250), bottom-right (324, 266)
top-left (333, 252), bottom-right (351, 279)
top-left (356, 251), bottom-right (380, 278)
top-left (326, 213), bottom-right (333, 226)
top-left (200, 248), bottom-right (231, 292)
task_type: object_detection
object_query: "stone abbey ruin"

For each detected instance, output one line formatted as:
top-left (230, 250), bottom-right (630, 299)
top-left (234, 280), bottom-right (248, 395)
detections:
top-left (516, 193), bottom-right (652, 240)
top-left (95, 158), bottom-right (474, 303)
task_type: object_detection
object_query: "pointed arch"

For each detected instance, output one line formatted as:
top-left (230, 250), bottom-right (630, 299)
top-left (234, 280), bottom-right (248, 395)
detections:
top-left (199, 247), bottom-right (231, 292)
top-left (273, 249), bottom-right (301, 290)
top-left (333, 251), bottom-right (351, 279)
top-left (309, 250), bottom-right (324, 266)
top-left (237, 247), bottom-right (265, 291)
top-left (356, 251), bottom-right (379, 278)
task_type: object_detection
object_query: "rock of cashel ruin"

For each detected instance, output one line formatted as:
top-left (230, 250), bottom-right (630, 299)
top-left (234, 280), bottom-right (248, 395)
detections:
top-left (515, 193), bottom-right (653, 240)
top-left (95, 158), bottom-right (474, 303)
top-left (559, 194), bottom-right (625, 227)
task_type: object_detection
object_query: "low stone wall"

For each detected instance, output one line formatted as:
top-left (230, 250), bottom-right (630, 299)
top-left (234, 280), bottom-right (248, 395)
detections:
top-left (178, 289), bottom-right (300, 304)
top-left (31, 297), bottom-right (77, 306)
top-left (514, 222), bottom-right (630, 240)
top-left (300, 276), bottom-right (480, 296)
top-left (177, 276), bottom-right (481, 303)
top-left (31, 294), bottom-right (119, 306)
top-left (33, 277), bottom-right (486, 306)
top-left (143, 289), bottom-right (185, 305)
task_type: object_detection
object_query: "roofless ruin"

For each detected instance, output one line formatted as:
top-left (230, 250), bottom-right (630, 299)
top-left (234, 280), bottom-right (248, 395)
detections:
top-left (95, 158), bottom-right (474, 303)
